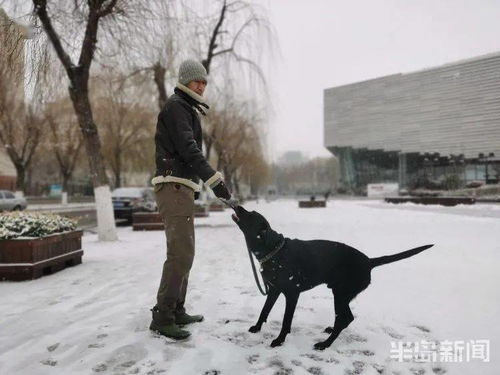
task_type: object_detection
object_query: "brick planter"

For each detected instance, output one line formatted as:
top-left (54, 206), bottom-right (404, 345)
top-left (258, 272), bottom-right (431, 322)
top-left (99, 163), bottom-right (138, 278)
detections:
top-left (209, 202), bottom-right (225, 212)
top-left (299, 200), bottom-right (327, 208)
top-left (133, 205), bottom-right (210, 231)
top-left (0, 231), bottom-right (84, 281)
top-left (133, 212), bottom-right (164, 231)
top-left (385, 197), bottom-right (476, 206)
top-left (195, 204), bottom-right (209, 217)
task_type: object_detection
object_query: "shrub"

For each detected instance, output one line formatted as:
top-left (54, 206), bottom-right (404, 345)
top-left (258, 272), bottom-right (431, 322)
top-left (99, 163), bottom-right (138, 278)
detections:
top-left (466, 181), bottom-right (483, 189)
top-left (0, 212), bottom-right (77, 240)
top-left (442, 174), bottom-right (462, 190)
top-left (409, 175), bottom-right (443, 190)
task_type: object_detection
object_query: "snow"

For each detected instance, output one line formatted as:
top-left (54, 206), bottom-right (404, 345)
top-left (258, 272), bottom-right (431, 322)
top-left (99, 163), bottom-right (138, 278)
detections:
top-left (111, 188), bottom-right (149, 198)
top-left (0, 199), bottom-right (498, 374)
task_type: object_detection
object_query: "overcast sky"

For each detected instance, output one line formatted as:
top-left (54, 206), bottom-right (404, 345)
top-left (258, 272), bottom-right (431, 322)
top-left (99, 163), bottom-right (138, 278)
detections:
top-left (258, 0), bottom-right (500, 161)
top-left (3, 1), bottom-right (500, 163)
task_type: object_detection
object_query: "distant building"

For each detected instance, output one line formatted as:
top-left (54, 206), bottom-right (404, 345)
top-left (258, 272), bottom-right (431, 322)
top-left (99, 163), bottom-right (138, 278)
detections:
top-left (0, 8), bottom-right (29, 190)
top-left (324, 52), bottom-right (500, 191)
top-left (0, 152), bottom-right (16, 190)
top-left (272, 157), bottom-right (338, 196)
top-left (277, 151), bottom-right (308, 167)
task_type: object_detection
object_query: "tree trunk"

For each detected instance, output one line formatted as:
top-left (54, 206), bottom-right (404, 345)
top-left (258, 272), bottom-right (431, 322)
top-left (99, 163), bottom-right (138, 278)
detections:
top-left (69, 73), bottom-right (117, 241)
top-left (153, 63), bottom-right (167, 110)
top-left (205, 141), bottom-right (212, 161)
top-left (114, 148), bottom-right (122, 188)
top-left (223, 165), bottom-right (233, 191)
top-left (233, 174), bottom-right (240, 196)
top-left (14, 164), bottom-right (25, 194)
top-left (69, 81), bottom-right (108, 186)
top-left (203, 131), bottom-right (213, 161)
top-left (33, 0), bottom-right (118, 241)
top-left (115, 169), bottom-right (121, 188)
top-left (62, 172), bottom-right (70, 192)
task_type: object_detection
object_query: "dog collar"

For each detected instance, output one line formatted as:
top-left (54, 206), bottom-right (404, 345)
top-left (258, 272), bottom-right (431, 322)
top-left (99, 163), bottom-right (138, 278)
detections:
top-left (258, 238), bottom-right (286, 265)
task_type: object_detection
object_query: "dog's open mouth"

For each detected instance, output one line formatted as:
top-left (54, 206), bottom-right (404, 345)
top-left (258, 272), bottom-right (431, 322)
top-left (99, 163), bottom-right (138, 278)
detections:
top-left (232, 213), bottom-right (240, 223)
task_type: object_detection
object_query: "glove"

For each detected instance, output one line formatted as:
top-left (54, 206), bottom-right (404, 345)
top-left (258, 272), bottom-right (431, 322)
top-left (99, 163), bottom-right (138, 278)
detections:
top-left (212, 181), bottom-right (231, 200)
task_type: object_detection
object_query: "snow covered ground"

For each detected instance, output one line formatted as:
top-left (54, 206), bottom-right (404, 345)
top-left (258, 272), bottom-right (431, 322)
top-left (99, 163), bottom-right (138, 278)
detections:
top-left (1, 199), bottom-right (498, 375)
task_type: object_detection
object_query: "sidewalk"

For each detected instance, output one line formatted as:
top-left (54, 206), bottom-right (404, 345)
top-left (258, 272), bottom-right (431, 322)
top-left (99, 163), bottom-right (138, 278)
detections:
top-left (27, 202), bottom-right (96, 212)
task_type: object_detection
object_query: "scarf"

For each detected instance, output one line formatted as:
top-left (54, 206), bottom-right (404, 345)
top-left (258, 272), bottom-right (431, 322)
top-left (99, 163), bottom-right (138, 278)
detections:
top-left (175, 82), bottom-right (210, 116)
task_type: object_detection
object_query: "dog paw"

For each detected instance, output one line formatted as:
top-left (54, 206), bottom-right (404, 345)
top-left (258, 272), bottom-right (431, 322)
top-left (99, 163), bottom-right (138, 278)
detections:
top-left (270, 337), bottom-right (285, 347)
top-left (249, 325), bottom-right (261, 333)
top-left (324, 326), bottom-right (334, 334)
top-left (313, 341), bottom-right (330, 351)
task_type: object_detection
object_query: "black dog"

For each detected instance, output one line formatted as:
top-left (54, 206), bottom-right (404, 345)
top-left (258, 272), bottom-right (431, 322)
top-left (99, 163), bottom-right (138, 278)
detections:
top-left (231, 205), bottom-right (433, 350)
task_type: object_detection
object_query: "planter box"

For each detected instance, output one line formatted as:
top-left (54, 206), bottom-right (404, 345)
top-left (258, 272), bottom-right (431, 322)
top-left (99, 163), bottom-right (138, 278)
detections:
top-left (385, 197), bottom-right (476, 206)
top-left (133, 206), bottom-right (210, 231)
top-left (133, 212), bottom-right (164, 231)
top-left (209, 202), bottom-right (225, 212)
top-left (195, 204), bottom-right (209, 218)
top-left (0, 231), bottom-right (83, 281)
top-left (299, 200), bottom-right (326, 208)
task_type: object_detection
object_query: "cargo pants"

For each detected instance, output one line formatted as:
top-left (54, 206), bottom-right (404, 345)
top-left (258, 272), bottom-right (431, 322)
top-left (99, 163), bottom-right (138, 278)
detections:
top-left (154, 182), bottom-right (195, 324)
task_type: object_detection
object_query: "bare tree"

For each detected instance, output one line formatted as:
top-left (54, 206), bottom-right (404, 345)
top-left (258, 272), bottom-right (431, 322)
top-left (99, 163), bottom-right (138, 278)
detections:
top-left (240, 151), bottom-right (270, 196)
top-left (114, 1), bottom-right (186, 111)
top-left (31, 0), bottom-right (132, 240)
top-left (0, 7), bottom-right (26, 83)
top-left (200, 0), bottom-right (270, 77)
top-left (209, 98), bottom-right (267, 194)
top-left (195, 0), bottom-right (274, 171)
top-left (91, 72), bottom-right (156, 188)
top-left (0, 8), bottom-right (44, 195)
top-left (44, 98), bottom-right (84, 194)
top-left (0, 101), bottom-right (43, 193)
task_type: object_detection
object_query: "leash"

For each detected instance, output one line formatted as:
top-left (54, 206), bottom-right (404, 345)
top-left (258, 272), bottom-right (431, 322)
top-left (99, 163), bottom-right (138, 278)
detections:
top-left (220, 198), bottom-right (285, 296)
top-left (247, 248), bottom-right (269, 296)
top-left (248, 238), bottom-right (286, 296)
top-left (220, 198), bottom-right (269, 295)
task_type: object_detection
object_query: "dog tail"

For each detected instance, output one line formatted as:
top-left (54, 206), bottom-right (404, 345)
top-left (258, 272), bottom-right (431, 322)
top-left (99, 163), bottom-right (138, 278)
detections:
top-left (369, 244), bottom-right (433, 268)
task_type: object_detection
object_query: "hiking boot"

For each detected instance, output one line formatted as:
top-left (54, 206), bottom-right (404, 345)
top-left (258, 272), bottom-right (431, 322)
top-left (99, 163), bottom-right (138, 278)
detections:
top-left (149, 321), bottom-right (191, 340)
top-left (175, 312), bottom-right (204, 325)
top-left (150, 305), bottom-right (190, 340)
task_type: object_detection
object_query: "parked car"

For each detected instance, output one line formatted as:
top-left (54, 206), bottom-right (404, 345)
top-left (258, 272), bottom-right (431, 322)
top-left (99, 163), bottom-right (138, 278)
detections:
top-left (0, 190), bottom-right (28, 212)
top-left (111, 187), bottom-right (156, 222)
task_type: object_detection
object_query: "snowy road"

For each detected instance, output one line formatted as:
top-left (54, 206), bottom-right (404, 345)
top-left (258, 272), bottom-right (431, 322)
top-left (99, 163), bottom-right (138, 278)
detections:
top-left (0, 199), bottom-right (498, 374)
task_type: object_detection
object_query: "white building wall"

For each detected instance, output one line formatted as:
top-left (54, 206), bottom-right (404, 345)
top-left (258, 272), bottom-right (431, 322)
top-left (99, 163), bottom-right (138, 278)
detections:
top-left (324, 52), bottom-right (500, 158)
top-left (0, 150), bottom-right (16, 176)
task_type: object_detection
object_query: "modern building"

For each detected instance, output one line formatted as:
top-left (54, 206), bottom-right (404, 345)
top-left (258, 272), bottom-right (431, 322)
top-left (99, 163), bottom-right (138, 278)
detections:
top-left (324, 52), bottom-right (500, 191)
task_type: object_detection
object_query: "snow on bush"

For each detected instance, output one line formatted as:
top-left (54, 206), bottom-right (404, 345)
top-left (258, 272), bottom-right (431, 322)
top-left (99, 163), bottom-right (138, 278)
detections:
top-left (0, 212), bottom-right (77, 240)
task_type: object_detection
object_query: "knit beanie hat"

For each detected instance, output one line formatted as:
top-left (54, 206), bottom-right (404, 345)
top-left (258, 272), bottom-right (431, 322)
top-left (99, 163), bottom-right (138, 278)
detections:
top-left (178, 59), bottom-right (208, 85)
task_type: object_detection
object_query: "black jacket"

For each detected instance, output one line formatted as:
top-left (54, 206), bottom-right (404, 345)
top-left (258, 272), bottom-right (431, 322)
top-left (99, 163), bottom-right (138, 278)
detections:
top-left (153, 88), bottom-right (217, 189)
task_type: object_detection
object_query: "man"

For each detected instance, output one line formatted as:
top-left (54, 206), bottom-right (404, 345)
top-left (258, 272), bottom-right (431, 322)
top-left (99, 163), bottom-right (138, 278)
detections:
top-left (150, 59), bottom-right (231, 340)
